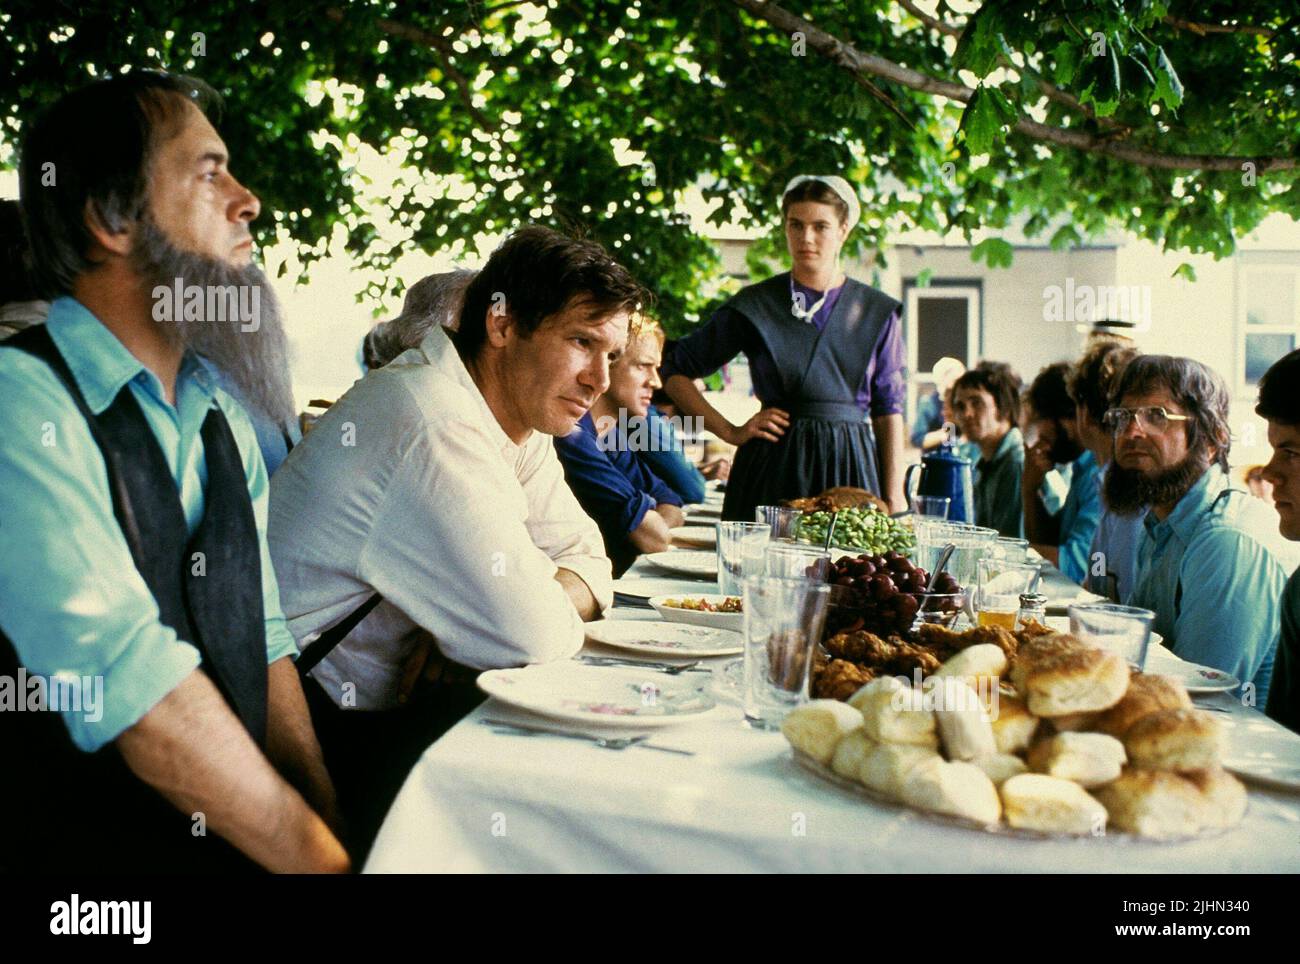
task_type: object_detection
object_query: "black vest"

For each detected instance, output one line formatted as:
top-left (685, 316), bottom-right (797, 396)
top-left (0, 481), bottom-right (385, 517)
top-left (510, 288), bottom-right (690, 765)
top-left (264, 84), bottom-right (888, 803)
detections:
top-left (0, 325), bottom-right (268, 873)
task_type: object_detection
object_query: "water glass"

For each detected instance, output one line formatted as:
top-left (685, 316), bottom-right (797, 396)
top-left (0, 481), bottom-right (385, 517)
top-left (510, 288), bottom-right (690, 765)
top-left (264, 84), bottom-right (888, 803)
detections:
top-left (717, 521), bottom-right (771, 596)
top-left (911, 495), bottom-right (951, 521)
top-left (916, 522), bottom-right (997, 588)
top-left (742, 576), bottom-right (831, 730)
top-left (755, 505), bottom-right (802, 542)
top-left (764, 543), bottom-right (832, 582)
top-left (1069, 603), bottom-right (1156, 671)
top-left (987, 536), bottom-right (1031, 563)
top-left (976, 558), bottom-right (1041, 629)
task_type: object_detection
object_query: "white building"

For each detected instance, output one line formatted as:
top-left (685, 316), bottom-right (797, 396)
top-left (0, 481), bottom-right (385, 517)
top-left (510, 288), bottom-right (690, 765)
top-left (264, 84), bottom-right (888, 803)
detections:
top-left (709, 213), bottom-right (1300, 471)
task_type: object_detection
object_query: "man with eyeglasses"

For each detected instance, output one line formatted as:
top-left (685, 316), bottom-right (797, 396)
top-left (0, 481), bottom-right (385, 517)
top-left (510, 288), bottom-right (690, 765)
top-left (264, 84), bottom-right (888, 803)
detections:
top-left (1257, 350), bottom-right (1300, 733)
top-left (1104, 356), bottom-right (1299, 705)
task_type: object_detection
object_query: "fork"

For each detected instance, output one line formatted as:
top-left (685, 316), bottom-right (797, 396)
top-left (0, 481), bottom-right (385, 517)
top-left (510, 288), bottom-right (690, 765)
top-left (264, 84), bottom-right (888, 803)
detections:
top-left (479, 718), bottom-right (694, 755)
top-left (578, 655), bottom-right (707, 674)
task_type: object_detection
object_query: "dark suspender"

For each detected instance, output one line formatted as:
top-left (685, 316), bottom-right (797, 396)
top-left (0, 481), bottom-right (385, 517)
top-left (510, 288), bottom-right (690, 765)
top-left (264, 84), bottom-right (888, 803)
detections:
top-left (295, 592), bottom-right (382, 677)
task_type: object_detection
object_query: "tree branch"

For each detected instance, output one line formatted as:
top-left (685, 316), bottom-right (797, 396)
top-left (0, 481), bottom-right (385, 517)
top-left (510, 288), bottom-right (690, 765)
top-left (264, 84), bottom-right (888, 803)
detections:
top-left (1162, 16), bottom-right (1275, 38)
top-left (730, 0), bottom-right (1297, 173)
top-left (895, 0), bottom-right (1129, 135)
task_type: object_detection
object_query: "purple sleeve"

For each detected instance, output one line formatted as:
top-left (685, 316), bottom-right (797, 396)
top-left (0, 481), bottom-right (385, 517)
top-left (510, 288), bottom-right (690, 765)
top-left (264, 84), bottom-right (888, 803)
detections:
top-left (860, 309), bottom-right (906, 417)
top-left (659, 305), bottom-right (749, 382)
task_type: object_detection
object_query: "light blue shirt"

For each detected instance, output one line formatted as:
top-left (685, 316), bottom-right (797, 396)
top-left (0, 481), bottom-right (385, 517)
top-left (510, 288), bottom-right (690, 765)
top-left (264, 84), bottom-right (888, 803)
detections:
top-left (1129, 463), bottom-right (1300, 702)
top-left (1091, 462), bottom-right (1145, 603)
top-left (1057, 450), bottom-right (1102, 585)
top-left (0, 297), bottom-right (297, 751)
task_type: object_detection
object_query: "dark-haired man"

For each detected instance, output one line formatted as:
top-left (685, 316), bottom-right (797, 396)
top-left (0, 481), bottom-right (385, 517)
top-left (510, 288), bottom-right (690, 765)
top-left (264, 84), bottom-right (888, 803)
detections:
top-left (0, 72), bottom-right (345, 872)
top-left (1107, 356), bottom-right (1299, 703)
top-left (1022, 362), bottom-right (1100, 584)
top-left (952, 361), bottom-right (1025, 537)
top-left (269, 225), bottom-right (643, 849)
top-left (1258, 350), bottom-right (1300, 733)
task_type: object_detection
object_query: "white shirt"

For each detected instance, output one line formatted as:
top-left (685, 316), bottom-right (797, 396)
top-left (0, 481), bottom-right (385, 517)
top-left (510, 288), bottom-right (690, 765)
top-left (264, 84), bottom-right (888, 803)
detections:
top-left (268, 325), bottom-right (613, 709)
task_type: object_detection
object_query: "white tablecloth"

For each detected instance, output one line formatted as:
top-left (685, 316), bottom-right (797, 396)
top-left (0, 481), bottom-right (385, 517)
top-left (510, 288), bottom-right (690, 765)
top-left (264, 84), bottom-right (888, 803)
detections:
top-left (365, 552), bottom-right (1300, 873)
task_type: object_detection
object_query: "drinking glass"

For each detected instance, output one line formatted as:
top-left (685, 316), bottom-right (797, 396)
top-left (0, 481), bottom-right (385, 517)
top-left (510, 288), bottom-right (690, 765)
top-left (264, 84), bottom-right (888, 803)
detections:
top-left (716, 521), bottom-right (771, 596)
top-left (939, 523), bottom-right (999, 589)
top-left (976, 558), bottom-right (1041, 629)
top-left (754, 505), bottom-right (802, 542)
top-left (911, 495), bottom-right (951, 521)
top-left (987, 536), bottom-right (1031, 563)
top-left (1069, 603), bottom-right (1156, 671)
top-left (742, 576), bottom-right (831, 730)
top-left (763, 543), bottom-right (832, 582)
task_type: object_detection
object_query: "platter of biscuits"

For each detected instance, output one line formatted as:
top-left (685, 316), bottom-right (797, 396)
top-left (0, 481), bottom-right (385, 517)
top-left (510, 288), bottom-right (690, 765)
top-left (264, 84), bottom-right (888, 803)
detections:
top-left (783, 626), bottom-right (1248, 840)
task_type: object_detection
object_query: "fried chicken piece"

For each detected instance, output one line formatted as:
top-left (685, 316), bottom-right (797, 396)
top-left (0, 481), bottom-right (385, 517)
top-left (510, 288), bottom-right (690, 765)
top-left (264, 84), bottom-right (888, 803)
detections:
top-left (812, 658), bottom-right (876, 701)
top-left (886, 638), bottom-right (943, 677)
top-left (823, 629), bottom-right (894, 664)
top-left (1013, 621), bottom-right (1055, 645)
top-left (914, 622), bottom-right (1018, 660)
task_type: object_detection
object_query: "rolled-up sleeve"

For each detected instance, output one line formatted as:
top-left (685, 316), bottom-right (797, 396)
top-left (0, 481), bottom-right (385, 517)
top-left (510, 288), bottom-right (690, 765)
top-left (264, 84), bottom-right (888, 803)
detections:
top-left (1175, 526), bottom-right (1290, 692)
top-left (864, 309), bottom-right (906, 417)
top-left (0, 362), bottom-right (200, 751)
top-left (659, 306), bottom-right (749, 382)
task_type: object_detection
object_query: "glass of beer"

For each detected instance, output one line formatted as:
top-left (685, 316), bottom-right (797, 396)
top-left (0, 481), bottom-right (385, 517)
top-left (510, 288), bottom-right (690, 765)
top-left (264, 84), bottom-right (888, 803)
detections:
top-left (976, 558), bottom-right (1041, 629)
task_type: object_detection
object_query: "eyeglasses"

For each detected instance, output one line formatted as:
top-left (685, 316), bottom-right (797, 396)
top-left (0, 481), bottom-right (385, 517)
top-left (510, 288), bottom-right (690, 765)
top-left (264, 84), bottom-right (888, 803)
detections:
top-left (1102, 406), bottom-right (1191, 435)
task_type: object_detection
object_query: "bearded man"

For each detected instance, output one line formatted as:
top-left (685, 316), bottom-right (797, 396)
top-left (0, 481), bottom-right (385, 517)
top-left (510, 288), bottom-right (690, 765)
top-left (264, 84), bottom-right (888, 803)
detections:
top-left (0, 72), bottom-right (346, 872)
top-left (1104, 355), bottom-right (1300, 703)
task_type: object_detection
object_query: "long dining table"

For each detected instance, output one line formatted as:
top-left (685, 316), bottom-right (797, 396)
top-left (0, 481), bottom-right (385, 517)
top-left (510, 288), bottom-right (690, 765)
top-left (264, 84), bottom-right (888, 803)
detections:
top-left (365, 507), bottom-right (1300, 873)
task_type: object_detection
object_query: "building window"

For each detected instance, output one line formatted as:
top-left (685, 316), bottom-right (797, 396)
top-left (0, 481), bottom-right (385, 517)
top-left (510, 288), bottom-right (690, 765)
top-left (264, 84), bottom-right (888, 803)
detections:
top-left (1240, 264), bottom-right (1299, 388)
top-left (902, 281), bottom-right (981, 426)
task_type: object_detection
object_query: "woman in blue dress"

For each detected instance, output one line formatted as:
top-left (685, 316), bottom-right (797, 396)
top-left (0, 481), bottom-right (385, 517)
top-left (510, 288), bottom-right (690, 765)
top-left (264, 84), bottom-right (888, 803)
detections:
top-left (660, 175), bottom-right (907, 521)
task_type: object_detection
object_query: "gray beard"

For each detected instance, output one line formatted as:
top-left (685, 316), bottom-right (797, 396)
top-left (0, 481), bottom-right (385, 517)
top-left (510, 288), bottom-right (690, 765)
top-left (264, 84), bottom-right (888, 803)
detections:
top-left (1104, 446), bottom-right (1212, 515)
top-left (132, 218), bottom-right (296, 426)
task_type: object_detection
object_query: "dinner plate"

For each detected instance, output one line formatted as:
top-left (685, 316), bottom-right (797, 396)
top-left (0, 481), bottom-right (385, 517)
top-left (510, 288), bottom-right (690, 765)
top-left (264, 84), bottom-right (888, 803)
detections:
top-left (644, 550), bottom-right (718, 579)
top-left (670, 525), bottom-right (717, 549)
top-left (477, 662), bottom-right (717, 728)
top-left (613, 575), bottom-right (718, 600)
top-left (584, 618), bottom-right (743, 657)
top-left (1144, 647), bottom-right (1241, 694)
top-left (649, 594), bottom-right (744, 632)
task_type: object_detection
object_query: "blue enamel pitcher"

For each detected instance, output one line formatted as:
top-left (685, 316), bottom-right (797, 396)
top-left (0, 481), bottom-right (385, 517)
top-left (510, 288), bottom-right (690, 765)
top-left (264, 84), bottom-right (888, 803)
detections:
top-left (904, 433), bottom-right (975, 523)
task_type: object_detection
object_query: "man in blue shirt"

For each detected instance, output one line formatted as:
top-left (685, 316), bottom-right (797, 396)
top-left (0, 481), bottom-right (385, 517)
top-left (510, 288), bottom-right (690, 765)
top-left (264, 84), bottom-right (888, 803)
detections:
top-left (556, 319), bottom-right (685, 575)
top-left (1022, 362), bottom-right (1102, 584)
top-left (638, 402), bottom-right (708, 505)
top-left (952, 361), bottom-right (1025, 537)
top-left (1105, 356), bottom-right (1299, 704)
top-left (0, 72), bottom-right (345, 872)
top-left (1067, 337), bottom-right (1142, 601)
top-left (1257, 350), bottom-right (1300, 733)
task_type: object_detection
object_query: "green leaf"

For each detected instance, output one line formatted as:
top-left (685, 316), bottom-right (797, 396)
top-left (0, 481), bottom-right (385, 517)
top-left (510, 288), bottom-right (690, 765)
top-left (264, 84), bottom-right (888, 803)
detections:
top-left (1172, 262), bottom-right (1197, 282)
top-left (1049, 224), bottom-right (1082, 250)
top-left (959, 85), bottom-right (1017, 154)
top-left (953, 9), bottom-right (1003, 76)
top-left (970, 237), bottom-right (1014, 268)
top-left (916, 267), bottom-right (934, 287)
top-left (1153, 47), bottom-right (1184, 110)
top-left (1051, 40), bottom-right (1080, 87)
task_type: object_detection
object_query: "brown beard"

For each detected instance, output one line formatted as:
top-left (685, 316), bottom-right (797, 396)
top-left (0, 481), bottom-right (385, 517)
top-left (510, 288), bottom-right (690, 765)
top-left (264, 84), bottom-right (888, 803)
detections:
top-left (1104, 445), bottom-right (1213, 515)
top-left (131, 217), bottom-right (296, 426)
